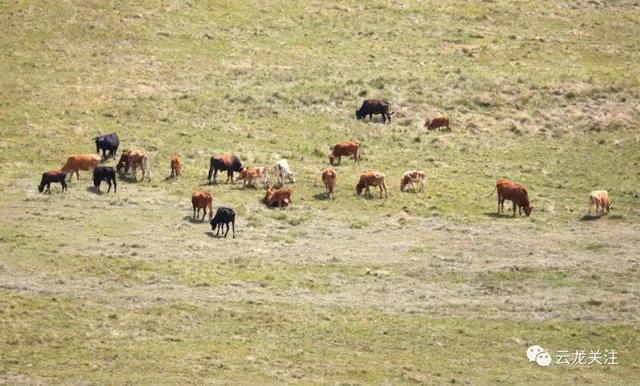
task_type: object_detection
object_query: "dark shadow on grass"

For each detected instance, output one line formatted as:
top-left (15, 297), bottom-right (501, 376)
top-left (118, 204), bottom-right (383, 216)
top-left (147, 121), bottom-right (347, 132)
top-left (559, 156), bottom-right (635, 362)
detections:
top-left (580, 214), bottom-right (602, 221)
top-left (118, 174), bottom-right (139, 183)
top-left (182, 215), bottom-right (207, 224)
top-left (485, 212), bottom-right (513, 219)
top-left (206, 231), bottom-right (233, 239)
top-left (86, 186), bottom-right (105, 195)
top-left (313, 192), bottom-right (332, 200)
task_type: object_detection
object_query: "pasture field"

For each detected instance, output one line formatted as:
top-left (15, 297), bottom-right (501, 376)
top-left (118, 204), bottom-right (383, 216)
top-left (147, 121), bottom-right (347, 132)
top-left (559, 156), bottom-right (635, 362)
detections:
top-left (1, 1), bottom-right (639, 384)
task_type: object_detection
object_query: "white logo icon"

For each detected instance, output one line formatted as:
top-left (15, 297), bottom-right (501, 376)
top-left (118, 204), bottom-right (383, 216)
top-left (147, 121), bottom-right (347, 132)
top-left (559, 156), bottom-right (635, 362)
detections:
top-left (527, 345), bottom-right (552, 367)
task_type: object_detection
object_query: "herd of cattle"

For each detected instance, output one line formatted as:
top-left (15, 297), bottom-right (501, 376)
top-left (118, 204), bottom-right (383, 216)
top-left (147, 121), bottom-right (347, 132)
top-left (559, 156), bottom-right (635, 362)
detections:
top-left (37, 99), bottom-right (613, 238)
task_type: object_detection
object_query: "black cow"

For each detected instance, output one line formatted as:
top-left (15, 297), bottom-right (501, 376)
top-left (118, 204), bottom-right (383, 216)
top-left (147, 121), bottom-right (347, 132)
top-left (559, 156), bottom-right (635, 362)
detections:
top-left (207, 155), bottom-right (243, 184)
top-left (355, 99), bottom-right (394, 123)
top-left (210, 207), bottom-right (236, 238)
top-left (93, 166), bottom-right (117, 193)
top-left (95, 133), bottom-right (120, 159)
top-left (38, 170), bottom-right (67, 193)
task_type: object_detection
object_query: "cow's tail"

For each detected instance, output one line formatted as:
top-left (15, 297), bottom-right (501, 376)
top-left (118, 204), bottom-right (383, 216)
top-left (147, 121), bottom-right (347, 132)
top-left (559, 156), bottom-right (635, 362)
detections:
top-left (487, 185), bottom-right (497, 197)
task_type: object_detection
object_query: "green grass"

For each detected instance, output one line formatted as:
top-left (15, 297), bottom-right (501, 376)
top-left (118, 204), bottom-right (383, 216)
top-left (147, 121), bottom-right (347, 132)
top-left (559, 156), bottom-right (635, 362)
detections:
top-left (1, 0), bottom-right (639, 384)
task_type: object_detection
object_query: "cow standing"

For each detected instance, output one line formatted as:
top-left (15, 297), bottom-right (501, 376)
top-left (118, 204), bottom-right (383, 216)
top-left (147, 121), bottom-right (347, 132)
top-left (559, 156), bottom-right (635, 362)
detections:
top-left (94, 133), bottom-right (120, 159)
top-left (207, 154), bottom-right (243, 184)
top-left (116, 150), bottom-right (150, 181)
top-left (170, 155), bottom-right (182, 178)
top-left (239, 166), bottom-right (269, 189)
top-left (329, 141), bottom-right (361, 165)
top-left (38, 170), bottom-right (67, 193)
top-left (93, 166), bottom-right (117, 193)
top-left (321, 168), bottom-right (337, 199)
top-left (210, 207), bottom-right (236, 238)
top-left (587, 190), bottom-right (611, 216)
top-left (356, 171), bottom-right (388, 198)
top-left (61, 154), bottom-right (101, 181)
top-left (424, 115), bottom-right (451, 131)
top-left (356, 99), bottom-right (394, 123)
top-left (489, 179), bottom-right (533, 217)
top-left (272, 159), bottom-right (296, 186)
top-left (400, 171), bottom-right (425, 193)
top-left (191, 191), bottom-right (213, 221)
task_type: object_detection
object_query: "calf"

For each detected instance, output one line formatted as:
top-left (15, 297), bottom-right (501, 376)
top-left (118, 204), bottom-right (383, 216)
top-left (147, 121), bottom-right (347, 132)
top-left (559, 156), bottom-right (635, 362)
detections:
top-left (94, 133), bottom-right (119, 159)
top-left (264, 185), bottom-right (293, 208)
top-left (400, 170), bottom-right (425, 193)
top-left (93, 166), bottom-right (117, 193)
top-left (210, 207), bottom-right (236, 238)
top-left (208, 154), bottom-right (243, 184)
top-left (424, 115), bottom-right (451, 131)
top-left (329, 140), bottom-right (361, 165)
top-left (61, 154), bottom-right (101, 181)
top-left (272, 159), bottom-right (296, 186)
top-left (356, 171), bottom-right (388, 198)
top-left (170, 155), bottom-right (182, 178)
top-left (489, 178), bottom-right (533, 217)
top-left (38, 170), bottom-right (67, 193)
top-left (356, 99), bottom-right (394, 123)
top-left (587, 190), bottom-right (611, 216)
top-left (191, 191), bottom-right (213, 221)
top-left (239, 166), bottom-right (269, 189)
top-left (321, 167), bottom-right (337, 199)
top-left (116, 150), bottom-right (150, 181)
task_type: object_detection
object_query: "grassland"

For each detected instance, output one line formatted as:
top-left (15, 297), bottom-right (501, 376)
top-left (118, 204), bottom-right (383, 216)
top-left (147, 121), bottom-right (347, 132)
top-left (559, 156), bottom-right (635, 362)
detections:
top-left (1, 1), bottom-right (639, 384)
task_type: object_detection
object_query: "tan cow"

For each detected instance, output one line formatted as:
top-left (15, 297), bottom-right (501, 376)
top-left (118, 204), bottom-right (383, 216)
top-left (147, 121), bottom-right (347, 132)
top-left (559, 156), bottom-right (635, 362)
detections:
top-left (424, 115), bottom-right (451, 131)
top-left (239, 166), bottom-right (269, 189)
top-left (356, 171), bottom-right (388, 198)
top-left (61, 154), bottom-right (101, 181)
top-left (588, 190), bottom-right (611, 216)
top-left (170, 155), bottom-right (182, 178)
top-left (329, 140), bottom-right (361, 165)
top-left (264, 185), bottom-right (293, 208)
top-left (321, 167), bottom-right (337, 199)
top-left (117, 150), bottom-right (150, 181)
top-left (489, 178), bottom-right (532, 217)
top-left (191, 191), bottom-right (213, 221)
top-left (400, 170), bottom-right (425, 193)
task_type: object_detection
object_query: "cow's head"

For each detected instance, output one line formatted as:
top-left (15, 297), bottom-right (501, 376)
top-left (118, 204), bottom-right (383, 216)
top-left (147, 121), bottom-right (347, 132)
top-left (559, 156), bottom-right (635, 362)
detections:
top-left (287, 172), bottom-right (296, 183)
top-left (37, 183), bottom-right (45, 193)
top-left (356, 182), bottom-right (364, 196)
top-left (523, 204), bottom-right (533, 217)
top-left (356, 109), bottom-right (365, 120)
top-left (329, 155), bottom-right (336, 165)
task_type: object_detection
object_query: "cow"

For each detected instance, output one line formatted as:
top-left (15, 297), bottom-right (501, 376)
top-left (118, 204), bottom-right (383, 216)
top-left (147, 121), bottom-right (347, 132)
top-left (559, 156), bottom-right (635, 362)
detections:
top-left (488, 179), bottom-right (533, 217)
top-left (116, 150), bottom-right (150, 181)
top-left (238, 166), bottom-right (269, 189)
top-left (170, 155), bottom-right (182, 178)
top-left (94, 133), bottom-right (119, 159)
top-left (264, 185), bottom-right (293, 208)
top-left (92, 166), bottom-right (117, 193)
top-left (587, 190), bottom-right (611, 216)
top-left (207, 154), bottom-right (243, 184)
top-left (272, 159), bottom-right (296, 186)
top-left (356, 171), bottom-right (388, 198)
top-left (61, 154), bottom-right (101, 181)
top-left (191, 191), bottom-right (213, 221)
top-left (38, 170), bottom-right (67, 193)
top-left (329, 140), bottom-right (361, 165)
top-left (356, 99), bottom-right (394, 123)
top-left (210, 207), bottom-right (236, 238)
top-left (424, 115), bottom-right (451, 131)
top-left (400, 170), bottom-right (425, 193)
top-left (321, 167), bottom-right (337, 199)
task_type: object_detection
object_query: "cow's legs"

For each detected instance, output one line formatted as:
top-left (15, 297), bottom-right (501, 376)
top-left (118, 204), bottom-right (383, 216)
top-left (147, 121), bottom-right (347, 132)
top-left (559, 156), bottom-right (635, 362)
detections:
top-left (61, 180), bottom-right (67, 192)
top-left (193, 206), bottom-right (197, 219)
top-left (512, 202), bottom-right (517, 217)
top-left (231, 220), bottom-right (235, 239)
top-left (381, 114), bottom-right (386, 123)
top-left (107, 180), bottom-right (112, 193)
top-left (223, 223), bottom-right (229, 238)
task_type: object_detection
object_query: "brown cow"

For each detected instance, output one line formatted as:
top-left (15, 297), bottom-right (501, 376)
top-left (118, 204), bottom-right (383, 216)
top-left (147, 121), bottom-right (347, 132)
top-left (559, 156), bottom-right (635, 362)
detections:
top-left (191, 191), bottom-right (213, 221)
top-left (356, 171), bottom-right (388, 198)
top-left (489, 179), bottom-right (533, 217)
top-left (321, 167), bottom-right (337, 199)
top-left (208, 154), bottom-right (244, 184)
top-left (264, 185), bottom-right (293, 208)
top-left (38, 170), bottom-right (67, 193)
top-left (400, 170), bottom-right (425, 193)
top-left (117, 150), bottom-right (150, 181)
top-left (587, 190), bottom-right (611, 216)
top-left (239, 166), bottom-right (269, 189)
top-left (329, 140), bottom-right (361, 165)
top-left (170, 155), bottom-right (182, 178)
top-left (61, 154), bottom-right (101, 181)
top-left (424, 115), bottom-right (451, 131)
top-left (356, 99), bottom-right (394, 123)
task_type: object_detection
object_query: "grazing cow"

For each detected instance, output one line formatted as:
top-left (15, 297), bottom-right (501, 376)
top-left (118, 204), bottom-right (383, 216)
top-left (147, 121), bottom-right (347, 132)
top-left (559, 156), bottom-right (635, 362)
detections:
top-left (38, 170), bottom-right (67, 193)
top-left (207, 154), bottom-right (243, 184)
top-left (170, 155), bottom-right (182, 178)
top-left (489, 179), bottom-right (533, 217)
top-left (239, 166), bottom-right (269, 189)
top-left (116, 150), bottom-right (150, 181)
top-left (191, 191), bottom-right (213, 221)
top-left (356, 171), bottom-right (388, 198)
top-left (264, 185), bottom-right (293, 208)
top-left (210, 207), bottom-right (236, 238)
top-left (272, 159), bottom-right (296, 186)
top-left (588, 190), bottom-right (611, 216)
top-left (356, 99), bottom-right (394, 123)
top-left (61, 154), bottom-right (101, 181)
top-left (321, 167), bottom-right (337, 199)
top-left (94, 133), bottom-right (120, 159)
top-left (400, 170), bottom-right (425, 193)
top-left (329, 140), bottom-right (361, 165)
top-left (92, 166), bottom-right (117, 193)
top-left (424, 115), bottom-right (451, 131)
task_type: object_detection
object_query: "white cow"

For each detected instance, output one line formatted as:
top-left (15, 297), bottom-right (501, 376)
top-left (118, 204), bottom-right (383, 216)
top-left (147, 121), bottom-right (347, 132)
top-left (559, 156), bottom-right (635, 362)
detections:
top-left (272, 159), bottom-right (296, 186)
